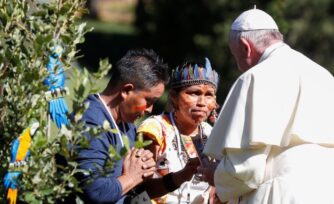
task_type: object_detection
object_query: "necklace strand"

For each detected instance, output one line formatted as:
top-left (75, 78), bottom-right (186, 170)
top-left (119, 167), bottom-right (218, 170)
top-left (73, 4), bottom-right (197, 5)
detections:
top-left (97, 94), bottom-right (125, 147)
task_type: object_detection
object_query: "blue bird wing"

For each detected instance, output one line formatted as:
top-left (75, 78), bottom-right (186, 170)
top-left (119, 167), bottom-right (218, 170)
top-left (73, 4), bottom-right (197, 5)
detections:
top-left (10, 139), bottom-right (20, 163)
top-left (4, 172), bottom-right (21, 190)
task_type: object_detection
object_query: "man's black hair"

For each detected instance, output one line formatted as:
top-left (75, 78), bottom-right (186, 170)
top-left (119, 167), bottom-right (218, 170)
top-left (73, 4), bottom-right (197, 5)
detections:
top-left (107, 49), bottom-right (169, 90)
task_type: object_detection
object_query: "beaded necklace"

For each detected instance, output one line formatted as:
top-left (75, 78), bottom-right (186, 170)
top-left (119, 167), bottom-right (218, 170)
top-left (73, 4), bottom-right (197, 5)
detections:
top-left (168, 112), bottom-right (204, 164)
top-left (168, 112), bottom-right (206, 203)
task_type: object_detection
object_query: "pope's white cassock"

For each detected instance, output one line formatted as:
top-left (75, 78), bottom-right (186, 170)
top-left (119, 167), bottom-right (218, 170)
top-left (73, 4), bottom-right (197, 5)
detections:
top-left (204, 42), bottom-right (334, 204)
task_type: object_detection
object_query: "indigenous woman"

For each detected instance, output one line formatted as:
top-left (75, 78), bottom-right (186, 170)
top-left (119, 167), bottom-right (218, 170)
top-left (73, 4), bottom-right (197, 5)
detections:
top-left (138, 58), bottom-right (219, 204)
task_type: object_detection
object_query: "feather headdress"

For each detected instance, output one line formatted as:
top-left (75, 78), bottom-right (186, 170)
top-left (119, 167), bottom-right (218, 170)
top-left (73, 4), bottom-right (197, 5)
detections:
top-left (171, 58), bottom-right (219, 89)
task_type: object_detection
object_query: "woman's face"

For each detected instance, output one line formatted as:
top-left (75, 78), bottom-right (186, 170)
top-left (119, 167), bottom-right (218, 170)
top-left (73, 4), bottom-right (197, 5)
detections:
top-left (172, 84), bottom-right (216, 125)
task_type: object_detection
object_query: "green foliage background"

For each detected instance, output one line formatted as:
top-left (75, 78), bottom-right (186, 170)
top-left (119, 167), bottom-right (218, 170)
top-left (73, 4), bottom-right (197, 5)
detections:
top-left (0, 0), bottom-right (112, 203)
top-left (80, 0), bottom-right (334, 107)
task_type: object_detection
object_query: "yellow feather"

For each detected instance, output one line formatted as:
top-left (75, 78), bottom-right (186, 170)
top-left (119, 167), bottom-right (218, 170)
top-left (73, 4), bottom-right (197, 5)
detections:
top-left (16, 128), bottom-right (32, 161)
top-left (7, 188), bottom-right (17, 204)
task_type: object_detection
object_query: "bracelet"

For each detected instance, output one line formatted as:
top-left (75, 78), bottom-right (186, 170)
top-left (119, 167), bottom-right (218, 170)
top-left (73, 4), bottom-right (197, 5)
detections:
top-left (162, 172), bottom-right (179, 192)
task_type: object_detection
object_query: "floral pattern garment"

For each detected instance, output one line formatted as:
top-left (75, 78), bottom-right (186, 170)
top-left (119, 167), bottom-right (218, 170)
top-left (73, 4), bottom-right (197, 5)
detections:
top-left (137, 112), bottom-right (212, 204)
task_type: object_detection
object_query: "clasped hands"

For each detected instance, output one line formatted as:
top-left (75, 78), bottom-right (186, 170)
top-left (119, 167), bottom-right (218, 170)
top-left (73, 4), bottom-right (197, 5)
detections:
top-left (122, 148), bottom-right (156, 186)
top-left (122, 148), bottom-right (219, 187)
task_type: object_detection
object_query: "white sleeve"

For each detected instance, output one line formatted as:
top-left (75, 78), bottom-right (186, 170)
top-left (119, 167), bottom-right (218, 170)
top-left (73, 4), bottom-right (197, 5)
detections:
top-left (214, 146), bottom-right (271, 202)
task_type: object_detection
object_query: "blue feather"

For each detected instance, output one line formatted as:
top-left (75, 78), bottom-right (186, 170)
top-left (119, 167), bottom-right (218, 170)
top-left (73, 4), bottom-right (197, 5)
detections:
top-left (205, 57), bottom-right (213, 79)
top-left (49, 99), bottom-right (69, 128)
top-left (10, 139), bottom-right (19, 163)
top-left (183, 67), bottom-right (188, 80)
top-left (176, 67), bottom-right (181, 81)
top-left (4, 172), bottom-right (21, 190)
top-left (194, 64), bottom-right (199, 79)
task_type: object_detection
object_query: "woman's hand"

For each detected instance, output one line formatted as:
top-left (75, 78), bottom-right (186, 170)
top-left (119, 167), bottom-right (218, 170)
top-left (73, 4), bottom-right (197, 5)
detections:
top-left (172, 157), bottom-right (200, 186)
top-left (183, 157), bottom-right (201, 181)
top-left (197, 161), bottom-right (218, 186)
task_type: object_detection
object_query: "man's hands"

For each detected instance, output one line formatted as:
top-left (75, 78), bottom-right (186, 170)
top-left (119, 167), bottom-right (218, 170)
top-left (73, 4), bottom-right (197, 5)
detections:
top-left (122, 148), bottom-right (156, 185)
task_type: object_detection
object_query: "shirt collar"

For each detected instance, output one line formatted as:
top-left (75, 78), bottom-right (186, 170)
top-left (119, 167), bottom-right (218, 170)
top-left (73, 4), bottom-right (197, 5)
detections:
top-left (258, 42), bottom-right (286, 64)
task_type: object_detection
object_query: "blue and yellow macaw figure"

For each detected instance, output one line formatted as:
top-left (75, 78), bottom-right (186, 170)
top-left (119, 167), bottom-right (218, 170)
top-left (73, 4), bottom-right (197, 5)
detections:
top-left (3, 122), bottom-right (39, 204)
top-left (44, 45), bottom-right (69, 128)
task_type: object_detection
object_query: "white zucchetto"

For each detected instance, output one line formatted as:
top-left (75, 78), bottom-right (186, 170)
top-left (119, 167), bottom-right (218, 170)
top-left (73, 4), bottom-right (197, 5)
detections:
top-left (231, 8), bottom-right (279, 31)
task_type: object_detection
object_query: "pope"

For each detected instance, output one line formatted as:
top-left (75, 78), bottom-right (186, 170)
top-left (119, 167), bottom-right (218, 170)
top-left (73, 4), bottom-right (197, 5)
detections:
top-left (199, 8), bottom-right (334, 204)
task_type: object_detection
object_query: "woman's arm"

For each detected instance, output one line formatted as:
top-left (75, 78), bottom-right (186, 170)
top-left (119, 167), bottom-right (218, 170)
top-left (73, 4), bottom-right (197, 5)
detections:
top-left (139, 158), bottom-right (200, 198)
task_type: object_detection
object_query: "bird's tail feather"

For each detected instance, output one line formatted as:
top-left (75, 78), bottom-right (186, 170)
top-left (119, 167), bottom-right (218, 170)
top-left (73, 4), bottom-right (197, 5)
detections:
top-left (7, 188), bottom-right (18, 204)
top-left (49, 98), bottom-right (69, 128)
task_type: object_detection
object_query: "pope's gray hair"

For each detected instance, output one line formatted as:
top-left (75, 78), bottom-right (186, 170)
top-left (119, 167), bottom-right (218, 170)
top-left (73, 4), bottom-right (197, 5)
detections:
top-left (229, 29), bottom-right (283, 51)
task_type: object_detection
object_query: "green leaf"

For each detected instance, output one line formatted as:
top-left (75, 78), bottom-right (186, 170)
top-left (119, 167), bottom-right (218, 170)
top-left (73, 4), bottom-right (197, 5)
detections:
top-left (60, 135), bottom-right (70, 159)
top-left (108, 145), bottom-right (121, 161)
top-left (122, 135), bottom-right (130, 153)
top-left (24, 192), bottom-right (39, 203)
top-left (134, 132), bottom-right (152, 148)
top-left (33, 132), bottom-right (47, 149)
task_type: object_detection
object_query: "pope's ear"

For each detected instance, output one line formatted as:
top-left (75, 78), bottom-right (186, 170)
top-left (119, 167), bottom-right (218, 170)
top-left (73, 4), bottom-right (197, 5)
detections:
top-left (240, 38), bottom-right (252, 58)
top-left (120, 83), bottom-right (134, 98)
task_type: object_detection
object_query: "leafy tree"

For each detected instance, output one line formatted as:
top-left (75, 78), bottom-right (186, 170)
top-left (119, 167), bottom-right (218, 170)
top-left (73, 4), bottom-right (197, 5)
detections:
top-left (283, 0), bottom-right (334, 73)
top-left (0, 0), bottom-right (113, 203)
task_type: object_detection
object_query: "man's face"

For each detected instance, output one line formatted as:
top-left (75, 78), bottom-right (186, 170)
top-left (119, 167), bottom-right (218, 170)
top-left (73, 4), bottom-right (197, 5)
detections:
top-left (229, 39), bottom-right (253, 72)
top-left (120, 83), bottom-right (165, 123)
top-left (229, 41), bottom-right (247, 72)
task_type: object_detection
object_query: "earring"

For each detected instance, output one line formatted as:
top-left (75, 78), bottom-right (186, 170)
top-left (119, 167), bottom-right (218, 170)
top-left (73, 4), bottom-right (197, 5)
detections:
top-left (173, 110), bottom-right (178, 121)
